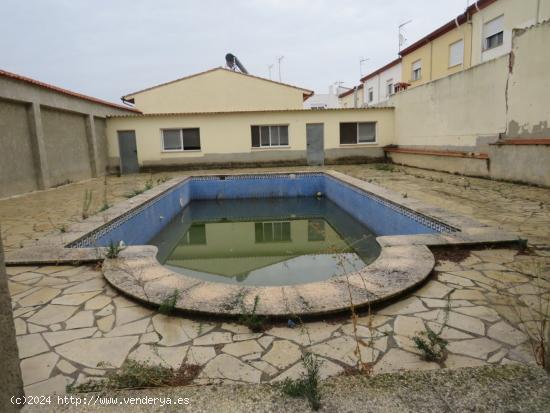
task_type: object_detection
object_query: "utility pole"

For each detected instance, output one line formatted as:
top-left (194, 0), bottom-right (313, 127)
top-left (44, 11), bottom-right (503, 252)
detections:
top-left (359, 57), bottom-right (369, 77)
top-left (277, 55), bottom-right (284, 81)
top-left (399, 20), bottom-right (412, 53)
top-left (268, 64), bottom-right (274, 79)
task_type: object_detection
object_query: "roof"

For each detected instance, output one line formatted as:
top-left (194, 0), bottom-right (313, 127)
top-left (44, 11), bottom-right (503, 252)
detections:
top-left (338, 84), bottom-right (363, 99)
top-left (360, 58), bottom-right (402, 82)
top-left (107, 106), bottom-right (394, 118)
top-left (123, 67), bottom-right (315, 101)
top-left (399, 0), bottom-right (497, 57)
top-left (0, 69), bottom-right (140, 113)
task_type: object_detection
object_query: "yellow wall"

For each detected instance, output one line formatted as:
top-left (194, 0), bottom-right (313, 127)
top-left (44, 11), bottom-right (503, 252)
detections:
top-left (106, 108), bottom-right (394, 166)
top-left (125, 68), bottom-right (310, 114)
top-left (401, 22), bottom-right (472, 88)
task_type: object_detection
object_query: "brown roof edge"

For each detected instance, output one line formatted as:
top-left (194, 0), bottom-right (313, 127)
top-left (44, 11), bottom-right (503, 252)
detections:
top-left (399, 0), bottom-right (498, 57)
top-left (107, 106), bottom-right (395, 118)
top-left (338, 84), bottom-right (363, 98)
top-left (0, 69), bottom-right (140, 113)
top-left (360, 58), bottom-right (402, 82)
top-left (123, 67), bottom-right (314, 99)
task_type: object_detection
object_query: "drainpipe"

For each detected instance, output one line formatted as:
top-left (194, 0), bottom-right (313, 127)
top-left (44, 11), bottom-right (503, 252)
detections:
top-left (353, 86), bottom-right (358, 108)
top-left (536, 0), bottom-right (541, 23)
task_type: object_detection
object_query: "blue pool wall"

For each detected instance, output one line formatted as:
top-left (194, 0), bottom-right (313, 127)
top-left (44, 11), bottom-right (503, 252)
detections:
top-left (74, 173), bottom-right (446, 248)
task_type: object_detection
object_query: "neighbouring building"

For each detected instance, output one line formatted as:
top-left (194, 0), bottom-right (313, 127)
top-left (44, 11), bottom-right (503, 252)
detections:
top-left (122, 67), bottom-right (314, 114)
top-left (360, 58), bottom-right (402, 106)
top-left (303, 85), bottom-right (341, 109)
top-left (338, 84), bottom-right (364, 108)
top-left (399, 0), bottom-right (550, 89)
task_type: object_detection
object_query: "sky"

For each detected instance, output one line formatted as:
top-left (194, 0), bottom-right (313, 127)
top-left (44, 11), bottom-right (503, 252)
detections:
top-left (1, 0), bottom-right (472, 103)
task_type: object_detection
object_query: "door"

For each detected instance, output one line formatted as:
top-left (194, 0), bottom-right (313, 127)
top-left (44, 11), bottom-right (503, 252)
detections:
top-left (117, 130), bottom-right (139, 174)
top-left (306, 123), bottom-right (324, 166)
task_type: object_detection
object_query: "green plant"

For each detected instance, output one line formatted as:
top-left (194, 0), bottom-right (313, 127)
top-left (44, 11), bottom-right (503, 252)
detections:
top-left (66, 359), bottom-right (200, 392)
top-left (412, 324), bottom-right (449, 362)
top-left (159, 289), bottom-right (180, 315)
top-left (280, 352), bottom-right (321, 410)
top-left (124, 188), bottom-right (145, 198)
top-left (99, 176), bottom-right (111, 211)
top-left (372, 163), bottom-right (395, 172)
top-left (105, 240), bottom-right (124, 259)
top-left (157, 176), bottom-right (169, 184)
top-left (82, 189), bottom-right (93, 219)
top-left (238, 295), bottom-right (267, 332)
top-left (144, 176), bottom-right (154, 190)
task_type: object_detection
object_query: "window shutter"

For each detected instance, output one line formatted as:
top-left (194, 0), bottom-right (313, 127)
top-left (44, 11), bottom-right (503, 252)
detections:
top-left (251, 126), bottom-right (260, 147)
top-left (340, 123), bottom-right (357, 144)
top-left (358, 122), bottom-right (376, 142)
top-left (412, 60), bottom-right (421, 71)
top-left (484, 15), bottom-right (504, 38)
top-left (162, 129), bottom-right (182, 150)
top-left (449, 40), bottom-right (464, 66)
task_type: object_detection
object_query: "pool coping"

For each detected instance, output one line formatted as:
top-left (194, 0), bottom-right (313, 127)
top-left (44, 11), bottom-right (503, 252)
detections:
top-left (4, 170), bottom-right (523, 317)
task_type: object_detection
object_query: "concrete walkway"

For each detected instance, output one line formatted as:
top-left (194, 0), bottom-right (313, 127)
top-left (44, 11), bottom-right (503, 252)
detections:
top-left (22, 365), bottom-right (550, 412)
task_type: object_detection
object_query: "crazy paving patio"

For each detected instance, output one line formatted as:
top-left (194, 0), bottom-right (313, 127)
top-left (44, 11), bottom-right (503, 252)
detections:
top-left (2, 164), bottom-right (549, 396)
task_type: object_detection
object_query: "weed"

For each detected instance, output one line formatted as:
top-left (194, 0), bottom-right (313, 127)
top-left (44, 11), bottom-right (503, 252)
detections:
top-left (159, 289), bottom-right (180, 315)
top-left (372, 163), bottom-right (395, 172)
top-left (238, 295), bottom-right (267, 332)
top-left (280, 352), bottom-right (321, 410)
top-left (66, 359), bottom-right (200, 392)
top-left (412, 324), bottom-right (449, 362)
top-left (412, 299), bottom-right (450, 362)
top-left (505, 263), bottom-right (549, 371)
top-left (99, 176), bottom-right (111, 212)
top-left (124, 188), bottom-right (145, 198)
top-left (144, 174), bottom-right (154, 191)
top-left (82, 190), bottom-right (93, 219)
top-left (157, 176), bottom-right (169, 184)
top-left (105, 240), bottom-right (125, 259)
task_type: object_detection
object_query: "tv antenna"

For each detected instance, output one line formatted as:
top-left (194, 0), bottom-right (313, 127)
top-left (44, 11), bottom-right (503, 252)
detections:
top-left (359, 57), bottom-right (370, 77)
top-left (276, 55), bottom-right (284, 81)
top-left (398, 20), bottom-right (412, 52)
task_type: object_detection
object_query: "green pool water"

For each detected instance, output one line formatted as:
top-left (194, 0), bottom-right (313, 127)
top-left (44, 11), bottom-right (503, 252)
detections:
top-left (150, 198), bottom-right (380, 286)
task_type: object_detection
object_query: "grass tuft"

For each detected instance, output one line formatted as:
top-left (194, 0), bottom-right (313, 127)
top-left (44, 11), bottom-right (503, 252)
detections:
top-left (67, 360), bottom-right (200, 393)
top-left (412, 324), bottom-right (449, 362)
top-left (280, 352), bottom-right (321, 410)
top-left (238, 295), bottom-right (267, 332)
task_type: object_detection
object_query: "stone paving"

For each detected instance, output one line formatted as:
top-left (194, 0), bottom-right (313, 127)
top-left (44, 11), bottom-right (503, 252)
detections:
top-left (2, 165), bottom-right (549, 396)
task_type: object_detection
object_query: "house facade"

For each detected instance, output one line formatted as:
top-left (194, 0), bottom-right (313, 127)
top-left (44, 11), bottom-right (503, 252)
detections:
top-left (399, 0), bottom-right (550, 89)
top-left (361, 58), bottom-right (402, 106)
top-left (122, 67), bottom-right (313, 114)
top-left (338, 85), bottom-right (364, 108)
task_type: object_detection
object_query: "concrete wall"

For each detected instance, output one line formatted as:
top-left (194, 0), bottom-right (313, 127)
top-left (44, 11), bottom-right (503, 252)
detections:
top-left (106, 108), bottom-right (393, 169)
top-left (389, 152), bottom-right (489, 178)
top-left (0, 233), bottom-right (24, 412)
top-left (488, 144), bottom-right (550, 187)
top-left (505, 21), bottom-right (550, 138)
top-left (389, 55), bottom-right (509, 148)
top-left (0, 74), bottom-right (135, 198)
top-left (126, 68), bottom-right (310, 114)
top-left (0, 99), bottom-right (38, 195)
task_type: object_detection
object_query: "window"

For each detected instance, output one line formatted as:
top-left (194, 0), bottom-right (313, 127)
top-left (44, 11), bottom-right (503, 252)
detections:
top-left (255, 222), bottom-right (291, 243)
top-left (339, 122), bottom-right (376, 144)
top-left (182, 224), bottom-right (206, 245)
top-left (449, 39), bottom-right (464, 67)
top-left (484, 15), bottom-right (504, 50)
top-left (386, 79), bottom-right (393, 97)
top-left (251, 125), bottom-right (289, 147)
top-left (162, 128), bottom-right (200, 151)
top-left (367, 87), bottom-right (374, 103)
top-left (411, 60), bottom-right (422, 81)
